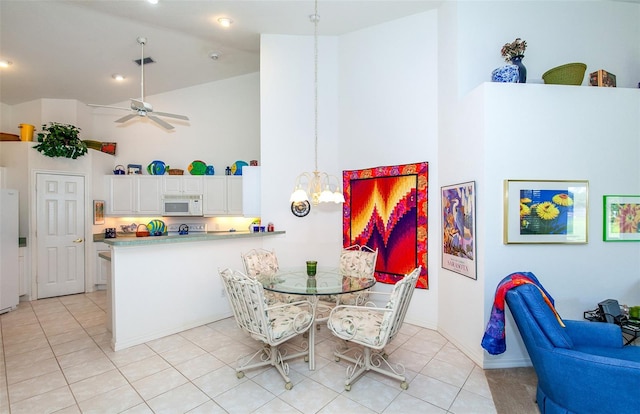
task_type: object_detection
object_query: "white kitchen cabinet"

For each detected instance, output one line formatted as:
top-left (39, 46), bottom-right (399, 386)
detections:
top-left (241, 166), bottom-right (260, 217)
top-left (94, 242), bottom-right (110, 286)
top-left (106, 176), bottom-right (162, 216)
top-left (162, 176), bottom-right (203, 195)
top-left (227, 176), bottom-right (243, 215)
top-left (203, 176), bottom-right (243, 216)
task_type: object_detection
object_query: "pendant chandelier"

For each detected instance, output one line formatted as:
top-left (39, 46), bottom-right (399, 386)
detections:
top-left (289, 0), bottom-right (345, 207)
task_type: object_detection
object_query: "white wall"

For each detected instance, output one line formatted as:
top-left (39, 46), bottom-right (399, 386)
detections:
top-left (260, 35), bottom-right (344, 267)
top-left (338, 12), bottom-right (440, 328)
top-left (91, 72), bottom-right (260, 175)
top-left (0, 102), bottom-right (12, 132)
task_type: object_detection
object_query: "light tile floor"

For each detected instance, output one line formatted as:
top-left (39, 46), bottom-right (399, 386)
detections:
top-left (0, 291), bottom-right (496, 413)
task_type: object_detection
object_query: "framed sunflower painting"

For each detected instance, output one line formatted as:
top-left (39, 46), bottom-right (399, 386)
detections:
top-left (603, 195), bottom-right (640, 241)
top-left (504, 180), bottom-right (589, 244)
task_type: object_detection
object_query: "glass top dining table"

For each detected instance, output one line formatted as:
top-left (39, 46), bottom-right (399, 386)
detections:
top-left (260, 267), bottom-right (376, 296)
top-left (260, 267), bottom-right (376, 371)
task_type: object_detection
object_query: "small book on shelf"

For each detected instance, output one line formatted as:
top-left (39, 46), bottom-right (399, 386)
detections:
top-left (589, 69), bottom-right (616, 87)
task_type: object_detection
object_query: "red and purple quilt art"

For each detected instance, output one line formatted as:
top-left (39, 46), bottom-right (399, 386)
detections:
top-left (342, 162), bottom-right (428, 289)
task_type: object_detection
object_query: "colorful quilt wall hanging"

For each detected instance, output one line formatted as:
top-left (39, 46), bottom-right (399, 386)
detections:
top-left (342, 162), bottom-right (428, 289)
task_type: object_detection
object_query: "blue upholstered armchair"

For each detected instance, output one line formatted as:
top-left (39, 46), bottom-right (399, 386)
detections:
top-left (505, 283), bottom-right (640, 414)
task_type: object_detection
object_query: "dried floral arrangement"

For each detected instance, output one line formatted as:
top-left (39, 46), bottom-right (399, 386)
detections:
top-left (501, 38), bottom-right (527, 62)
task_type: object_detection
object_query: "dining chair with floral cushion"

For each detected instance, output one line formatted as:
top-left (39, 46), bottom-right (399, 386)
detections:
top-left (336, 244), bottom-right (378, 306)
top-left (218, 268), bottom-right (313, 390)
top-left (241, 248), bottom-right (293, 304)
top-left (315, 245), bottom-right (379, 328)
top-left (327, 266), bottom-right (421, 391)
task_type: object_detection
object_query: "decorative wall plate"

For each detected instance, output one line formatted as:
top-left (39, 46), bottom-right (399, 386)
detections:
top-left (188, 160), bottom-right (206, 175)
top-left (291, 201), bottom-right (311, 217)
top-left (147, 160), bottom-right (165, 175)
top-left (231, 160), bottom-right (248, 175)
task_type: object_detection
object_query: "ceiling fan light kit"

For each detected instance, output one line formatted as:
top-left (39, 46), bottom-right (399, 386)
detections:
top-left (218, 17), bottom-right (233, 27)
top-left (88, 36), bottom-right (189, 130)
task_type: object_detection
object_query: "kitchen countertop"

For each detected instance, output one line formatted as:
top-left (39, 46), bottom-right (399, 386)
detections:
top-left (97, 230), bottom-right (285, 246)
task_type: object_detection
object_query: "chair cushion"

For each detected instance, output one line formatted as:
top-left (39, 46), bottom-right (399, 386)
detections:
top-left (340, 248), bottom-right (376, 278)
top-left (329, 307), bottom-right (385, 347)
top-left (267, 305), bottom-right (313, 341)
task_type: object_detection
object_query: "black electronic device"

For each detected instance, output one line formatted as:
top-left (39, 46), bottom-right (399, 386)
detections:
top-left (598, 299), bottom-right (622, 324)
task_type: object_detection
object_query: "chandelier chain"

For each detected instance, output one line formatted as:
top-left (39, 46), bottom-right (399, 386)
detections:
top-left (313, 0), bottom-right (319, 173)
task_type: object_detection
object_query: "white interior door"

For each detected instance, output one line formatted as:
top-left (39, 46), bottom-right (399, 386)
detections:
top-left (36, 173), bottom-right (85, 299)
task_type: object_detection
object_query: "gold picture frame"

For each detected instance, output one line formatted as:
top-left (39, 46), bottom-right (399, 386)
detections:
top-left (504, 180), bottom-right (588, 244)
top-left (93, 200), bottom-right (105, 225)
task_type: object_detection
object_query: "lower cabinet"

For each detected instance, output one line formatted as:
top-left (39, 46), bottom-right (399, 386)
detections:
top-left (94, 242), bottom-right (110, 287)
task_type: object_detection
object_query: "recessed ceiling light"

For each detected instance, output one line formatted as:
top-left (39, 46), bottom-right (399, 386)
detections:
top-left (209, 52), bottom-right (220, 60)
top-left (218, 17), bottom-right (233, 27)
top-left (0, 60), bottom-right (13, 68)
top-left (112, 74), bottom-right (125, 81)
top-left (147, 0), bottom-right (159, 4)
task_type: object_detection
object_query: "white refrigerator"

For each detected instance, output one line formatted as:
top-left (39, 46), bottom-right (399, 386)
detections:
top-left (0, 189), bottom-right (19, 313)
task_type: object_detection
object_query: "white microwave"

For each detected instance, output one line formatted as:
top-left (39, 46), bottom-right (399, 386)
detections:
top-left (162, 194), bottom-right (203, 216)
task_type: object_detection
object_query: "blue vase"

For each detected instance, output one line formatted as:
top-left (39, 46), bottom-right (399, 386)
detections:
top-left (491, 65), bottom-right (519, 83)
top-left (510, 55), bottom-right (527, 83)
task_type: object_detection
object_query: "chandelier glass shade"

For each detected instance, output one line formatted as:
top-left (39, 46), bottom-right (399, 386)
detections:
top-left (290, 171), bottom-right (345, 205)
top-left (290, 0), bottom-right (344, 207)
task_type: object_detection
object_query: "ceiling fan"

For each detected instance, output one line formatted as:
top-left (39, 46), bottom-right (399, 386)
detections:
top-left (88, 36), bottom-right (189, 130)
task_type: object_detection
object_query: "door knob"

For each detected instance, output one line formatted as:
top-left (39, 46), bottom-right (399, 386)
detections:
top-left (73, 238), bottom-right (84, 243)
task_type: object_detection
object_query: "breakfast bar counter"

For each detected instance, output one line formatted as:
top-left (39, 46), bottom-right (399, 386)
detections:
top-left (102, 231), bottom-right (285, 351)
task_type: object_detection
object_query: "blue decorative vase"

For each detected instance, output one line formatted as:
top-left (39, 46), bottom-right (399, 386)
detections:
top-left (491, 65), bottom-right (519, 83)
top-left (510, 55), bottom-right (527, 83)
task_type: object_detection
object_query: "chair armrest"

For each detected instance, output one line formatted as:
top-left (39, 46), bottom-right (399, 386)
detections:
top-left (542, 347), bottom-right (640, 413)
top-left (564, 319), bottom-right (623, 348)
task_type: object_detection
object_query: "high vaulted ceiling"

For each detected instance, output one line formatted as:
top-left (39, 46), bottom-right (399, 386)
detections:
top-left (0, 1), bottom-right (443, 106)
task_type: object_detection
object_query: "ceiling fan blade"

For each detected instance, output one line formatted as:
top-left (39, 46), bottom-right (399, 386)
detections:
top-left (87, 104), bottom-right (131, 111)
top-left (153, 111), bottom-right (189, 121)
top-left (115, 113), bottom-right (138, 124)
top-left (147, 115), bottom-right (175, 130)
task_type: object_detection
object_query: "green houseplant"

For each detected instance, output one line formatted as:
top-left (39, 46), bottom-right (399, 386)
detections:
top-left (33, 122), bottom-right (88, 159)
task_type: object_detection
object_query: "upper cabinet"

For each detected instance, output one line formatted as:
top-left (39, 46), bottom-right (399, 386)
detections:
top-left (162, 176), bottom-right (203, 195)
top-left (202, 176), bottom-right (242, 216)
top-left (242, 166), bottom-right (260, 217)
top-left (106, 176), bottom-right (162, 216)
top-left (106, 174), bottom-right (254, 217)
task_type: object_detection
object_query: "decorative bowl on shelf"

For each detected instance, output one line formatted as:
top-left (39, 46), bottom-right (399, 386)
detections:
top-left (542, 63), bottom-right (587, 85)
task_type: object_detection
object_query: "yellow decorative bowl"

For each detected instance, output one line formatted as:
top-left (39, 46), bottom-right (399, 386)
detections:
top-left (542, 63), bottom-right (587, 85)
